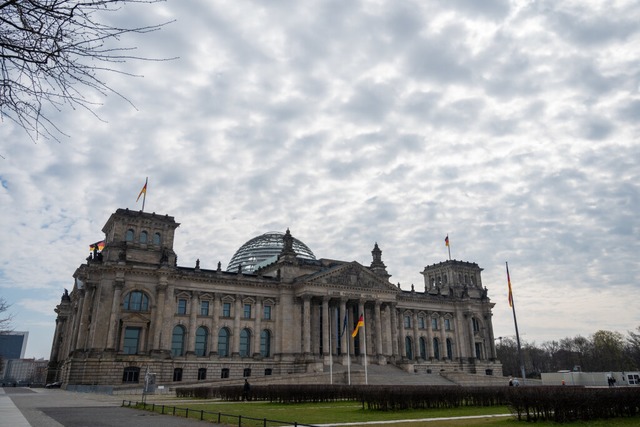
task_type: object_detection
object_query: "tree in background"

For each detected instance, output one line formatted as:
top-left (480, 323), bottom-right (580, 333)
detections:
top-left (627, 326), bottom-right (640, 369)
top-left (496, 328), bottom-right (640, 377)
top-left (0, 0), bottom-right (170, 141)
top-left (0, 297), bottom-right (14, 370)
top-left (0, 297), bottom-right (12, 334)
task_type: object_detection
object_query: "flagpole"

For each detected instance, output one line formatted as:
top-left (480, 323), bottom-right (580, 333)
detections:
top-left (507, 262), bottom-right (526, 384)
top-left (363, 313), bottom-right (368, 385)
top-left (329, 308), bottom-right (333, 385)
top-left (142, 177), bottom-right (148, 212)
top-left (445, 234), bottom-right (451, 260)
top-left (347, 332), bottom-right (351, 385)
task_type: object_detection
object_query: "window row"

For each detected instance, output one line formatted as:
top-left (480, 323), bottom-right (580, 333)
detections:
top-left (176, 300), bottom-right (273, 320)
top-left (171, 326), bottom-right (272, 358)
top-left (404, 315), bottom-right (453, 331)
top-left (405, 336), bottom-right (454, 360)
top-left (122, 366), bottom-right (273, 383)
top-left (122, 291), bottom-right (273, 321)
top-left (125, 229), bottom-right (162, 245)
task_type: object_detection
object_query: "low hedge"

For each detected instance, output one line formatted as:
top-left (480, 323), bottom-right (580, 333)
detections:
top-left (175, 384), bottom-right (640, 423)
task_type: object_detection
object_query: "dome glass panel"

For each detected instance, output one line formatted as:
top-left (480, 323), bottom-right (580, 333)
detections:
top-left (226, 232), bottom-right (316, 273)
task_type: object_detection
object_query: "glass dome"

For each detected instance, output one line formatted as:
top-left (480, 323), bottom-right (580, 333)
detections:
top-left (226, 231), bottom-right (316, 273)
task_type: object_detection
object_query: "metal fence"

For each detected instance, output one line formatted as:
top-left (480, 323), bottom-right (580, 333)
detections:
top-left (122, 400), bottom-right (318, 427)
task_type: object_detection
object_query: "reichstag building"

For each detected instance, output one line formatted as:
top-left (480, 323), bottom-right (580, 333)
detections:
top-left (48, 209), bottom-right (502, 388)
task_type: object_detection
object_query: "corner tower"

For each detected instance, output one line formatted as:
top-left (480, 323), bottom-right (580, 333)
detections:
top-left (100, 208), bottom-right (180, 265)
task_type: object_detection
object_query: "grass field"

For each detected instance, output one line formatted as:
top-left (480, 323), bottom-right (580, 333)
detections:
top-left (132, 399), bottom-right (640, 427)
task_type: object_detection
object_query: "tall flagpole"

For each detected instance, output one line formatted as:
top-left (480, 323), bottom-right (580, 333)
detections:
top-left (137, 177), bottom-right (148, 212)
top-left (363, 313), bottom-right (368, 385)
top-left (445, 234), bottom-right (451, 260)
top-left (142, 177), bottom-right (147, 212)
top-left (506, 262), bottom-right (526, 384)
top-left (347, 331), bottom-right (351, 385)
top-left (329, 308), bottom-right (333, 385)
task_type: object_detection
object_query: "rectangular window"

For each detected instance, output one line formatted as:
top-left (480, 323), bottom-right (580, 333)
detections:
top-left (173, 368), bottom-right (183, 382)
top-left (243, 368), bottom-right (251, 377)
top-left (243, 303), bottom-right (252, 319)
top-left (432, 318), bottom-right (438, 330)
top-left (177, 298), bottom-right (187, 315)
top-left (122, 367), bottom-right (140, 383)
top-left (263, 305), bottom-right (272, 320)
top-left (197, 368), bottom-right (207, 381)
top-left (445, 319), bottom-right (451, 330)
top-left (200, 300), bottom-right (209, 316)
top-left (221, 368), bottom-right (230, 379)
top-left (123, 327), bottom-right (141, 354)
top-left (404, 315), bottom-right (411, 328)
top-left (222, 302), bottom-right (231, 317)
top-left (419, 317), bottom-right (426, 329)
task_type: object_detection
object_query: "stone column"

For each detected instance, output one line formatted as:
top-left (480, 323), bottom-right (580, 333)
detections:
top-left (70, 288), bottom-right (86, 352)
top-left (106, 280), bottom-right (124, 350)
top-left (211, 294), bottom-right (220, 354)
top-left (77, 284), bottom-right (97, 351)
top-left (152, 282), bottom-right (167, 350)
top-left (426, 312), bottom-right (435, 359)
top-left (390, 303), bottom-right (399, 358)
top-left (187, 291), bottom-right (199, 354)
top-left (322, 297), bottom-right (330, 356)
top-left (467, 313), bottom-right (476, 358)
top-left (412, 310), bottom-right (419, 360)
top-left (439, 314), bottom-right (447, 359)
top-left (233, 296), bottom-right (242, 356)
top-left (486, 313), bottom-right (497, 359)
top-left (339, 299), bottom-right (348, 358)
top-left (374, 301), bottom-right (383, 357)
top-left (303, 295), bottom-right (311, 354)
top-left (253, 297), bottom-right (263, 357)
top-left (398, 309), bottom-right (406, 358)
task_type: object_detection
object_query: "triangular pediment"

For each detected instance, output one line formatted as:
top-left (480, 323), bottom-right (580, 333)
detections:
top-left (301, 261), bottom-right (399, 293)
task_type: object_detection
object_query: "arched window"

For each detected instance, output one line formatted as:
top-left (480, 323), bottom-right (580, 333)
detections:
top-left (153, 232), bottom-right (161, 245)
top-left (125, 229), bottom-right (134, 241)
top-left (195, 326), bottom-right (208, 357)
top-left (433, 337), bottom-right (440, 360)
top-left (123, 291), bottom-right (149, 311)
top-left (260, 330), bottom-right (271, 357)
top-left (405, 336), bottom-right (413, 360)
top-left (240, 328), bottom-right (251, 357)
top-left (218, 328), bottom-right (230, 357)
top-left (419, 337), bottom-right (427, 360)
top-left (171, 325), bottom-right (185, 357)
top-left (140, 231), bottom-right (148, 243)
top-left (446, 338), bottom-right (453, 359)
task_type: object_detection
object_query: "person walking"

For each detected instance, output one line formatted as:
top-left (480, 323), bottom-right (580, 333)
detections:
top-left (243, 379), bottom-right (251, 401)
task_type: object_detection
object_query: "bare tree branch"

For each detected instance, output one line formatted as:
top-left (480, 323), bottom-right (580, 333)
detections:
top-left (0, 0), bottom-right (175, 142)
top-left (0, 297), bottom-right (14, 334)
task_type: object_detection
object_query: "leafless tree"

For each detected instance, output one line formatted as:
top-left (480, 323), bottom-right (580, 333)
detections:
top-left (0, 0), bottom-right (171, 142)
top-left (0, 296), bottom-right (13, 333)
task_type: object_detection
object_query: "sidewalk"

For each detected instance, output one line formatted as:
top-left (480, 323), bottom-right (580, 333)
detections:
top-left (0, 387), bottom-right (219, 427)
top-left (0, 387), bottom-right (31, 427)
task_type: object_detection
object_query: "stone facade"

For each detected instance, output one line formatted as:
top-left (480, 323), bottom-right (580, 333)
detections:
top-left (48, 208), bottom-right (502, 387)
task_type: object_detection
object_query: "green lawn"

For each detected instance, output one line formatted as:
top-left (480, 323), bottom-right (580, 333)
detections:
top-left (133, 400), bottom-right (640, 427)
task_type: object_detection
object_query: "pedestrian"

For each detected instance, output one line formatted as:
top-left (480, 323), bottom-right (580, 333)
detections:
top-left (509, 377), bottom-right (513, 386)
top-left (243, 379), bottom-right (251, 401)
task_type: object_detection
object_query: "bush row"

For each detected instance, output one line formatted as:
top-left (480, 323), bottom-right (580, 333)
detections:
top-left (509, 386), bottom-right (640, 422)
top-left (175, 384), bottom-right (640, 422)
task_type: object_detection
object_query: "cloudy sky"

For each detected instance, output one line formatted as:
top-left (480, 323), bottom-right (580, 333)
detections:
top-left (1, 0), bottom-right (639, 360)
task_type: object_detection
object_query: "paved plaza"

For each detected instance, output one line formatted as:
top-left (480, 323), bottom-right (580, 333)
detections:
top-left (0, 387), bottom-right (217, 427)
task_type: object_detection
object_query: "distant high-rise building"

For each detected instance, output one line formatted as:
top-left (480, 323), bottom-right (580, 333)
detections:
top-left (0, 331), bottom-right (28, 359)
